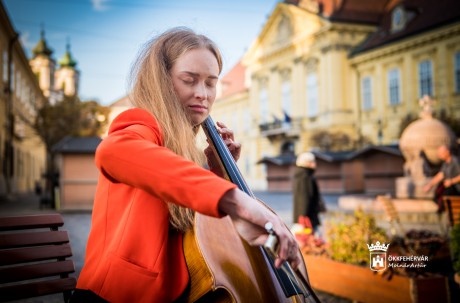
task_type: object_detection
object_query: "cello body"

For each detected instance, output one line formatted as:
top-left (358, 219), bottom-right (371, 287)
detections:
top-left (183, 117), bottom-right (320, 303)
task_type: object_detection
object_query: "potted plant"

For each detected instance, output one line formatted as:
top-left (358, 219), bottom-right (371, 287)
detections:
top-left (299, 209), bottom-right (450, 303)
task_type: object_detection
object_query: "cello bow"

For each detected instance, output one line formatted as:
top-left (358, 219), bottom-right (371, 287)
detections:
top-left (183, 116), bottom-right (321, 303)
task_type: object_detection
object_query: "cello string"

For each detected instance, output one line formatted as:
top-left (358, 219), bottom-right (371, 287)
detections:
top-left (203, 118), bottom-right (304, 297)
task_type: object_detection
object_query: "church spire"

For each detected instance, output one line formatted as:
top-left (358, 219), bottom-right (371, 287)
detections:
top-left (58, 38), bottom-right (77, 68)
top-left (32, 24), bottom-right (53, 57)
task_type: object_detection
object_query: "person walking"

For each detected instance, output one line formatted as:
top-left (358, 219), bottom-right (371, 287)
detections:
top-left (292, 152), bottom-right (325, 234)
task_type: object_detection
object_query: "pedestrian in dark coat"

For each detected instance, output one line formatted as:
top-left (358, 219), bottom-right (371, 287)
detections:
top-left (292, 152), bottom-right (324, 232)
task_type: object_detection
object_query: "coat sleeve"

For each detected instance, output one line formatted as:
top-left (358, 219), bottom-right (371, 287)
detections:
top-left (96, 108), bottom-right (236, 217)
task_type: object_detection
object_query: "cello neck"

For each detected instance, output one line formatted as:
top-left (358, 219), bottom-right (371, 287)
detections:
top-left (201, 117), bottom-right (254, 197)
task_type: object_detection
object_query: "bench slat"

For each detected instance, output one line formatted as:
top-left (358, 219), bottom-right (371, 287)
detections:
top-left (0, 277), bottom-right (76, 302)
top-left (0, 213), bottom-right (76, 301)
top-left (443, 196), bottom-right (460, 226)
top-left (0, 243), bottom-right (72, 266)
top-left (0, 260), bottom-right (75, 283)
top-left (0, 230), bottom-right (69, 249)
top-left (0, 214), bottom-right (64, 231)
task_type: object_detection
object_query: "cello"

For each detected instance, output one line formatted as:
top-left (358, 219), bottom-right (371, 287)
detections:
top-left (183, 117), bottom-right (321, 303)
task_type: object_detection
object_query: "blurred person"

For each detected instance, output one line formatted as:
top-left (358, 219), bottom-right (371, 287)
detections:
top-left (69, 27), bottom-right (301, 303)
top-left (424, 145), bottom-right (460, 211)
top-left (292, 152), bottom-right (325, 235)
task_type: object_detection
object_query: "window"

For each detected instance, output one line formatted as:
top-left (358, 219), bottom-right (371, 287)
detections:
top-left (15, 71), bottom-right (20, 97)
top-left (232, 112), bottom-right (238, 134)
top-left (306, 73), bottom-right (318, 117)
top-left (418, 60), bottom-right (433, 97)
top-left (388, 68), bottom-right (401, 105)
top-left (245, 157), bottom-right (251, 175)
top-left (259, 88), bottom-right (269, 123)
top-left (11, 62), bottom-right (14, 90)
top-left (2, 50), bottom-right (7, 83)
top-left (281, 80), bottom-right (291, 116)
top-left (243, 111), bottom-right (251, 132)
top-left (391, 6), bottom-right (406, 32)
top-left (455, 52), bottom-right (460, 93)
top-left (361, 76), bottom-right (373, 110)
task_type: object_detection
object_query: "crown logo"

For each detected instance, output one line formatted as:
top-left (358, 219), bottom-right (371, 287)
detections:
top-left (367, 241), bottom-right (390, 252)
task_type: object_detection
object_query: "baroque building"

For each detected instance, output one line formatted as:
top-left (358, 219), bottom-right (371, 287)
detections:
top-left (0, 3), bottom-right (46, 195)
top-left (212, 0), bottom-right (460, 191)
top-left (0, 1), bottom-right (80, 196)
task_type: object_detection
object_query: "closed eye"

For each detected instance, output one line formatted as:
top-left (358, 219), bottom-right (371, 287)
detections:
top-left (182, 77), bottom-right (195, 85)
top-left (206, 79), bottom-right (217, 88)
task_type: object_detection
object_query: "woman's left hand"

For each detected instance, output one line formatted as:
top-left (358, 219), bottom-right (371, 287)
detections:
top-left (205, 121), bottom-right (241, 174)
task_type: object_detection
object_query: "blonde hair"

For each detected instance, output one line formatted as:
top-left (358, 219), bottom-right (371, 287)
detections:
top-left (128, 27), bottom-right (223, 232)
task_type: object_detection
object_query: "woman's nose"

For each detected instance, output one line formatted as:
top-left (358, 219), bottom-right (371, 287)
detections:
top-left (194, 82), bottom-right (207, 100)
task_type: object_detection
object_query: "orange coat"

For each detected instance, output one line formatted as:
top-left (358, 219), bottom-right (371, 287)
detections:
top-left (76, 108), bottom-right (236, 302)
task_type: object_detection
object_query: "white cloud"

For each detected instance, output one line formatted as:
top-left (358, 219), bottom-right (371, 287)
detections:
top-left (91, 0), bottom-right (110, 11)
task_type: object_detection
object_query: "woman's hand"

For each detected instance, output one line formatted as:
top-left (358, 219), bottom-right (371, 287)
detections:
top-left (205, 121), bottom-right (241, 175)
top-left (218, 189), bottom-right (302, 270)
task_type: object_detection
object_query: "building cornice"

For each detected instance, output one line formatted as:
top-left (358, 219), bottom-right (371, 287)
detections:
top-left (350, 22), bottom-right (460, 65)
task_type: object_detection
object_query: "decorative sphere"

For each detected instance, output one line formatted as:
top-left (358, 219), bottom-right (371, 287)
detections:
top-left (399, 117), bottom-right (456, 165)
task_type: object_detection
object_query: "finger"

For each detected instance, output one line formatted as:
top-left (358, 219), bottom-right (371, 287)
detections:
top-left (221, 131), bottom-right (234, 141)
top-left (290, 257), bottom-right (300, 271)
top-left (216, 121), bottom-right (228, 129)
top-left (217, 122), bottom-right (234, 140)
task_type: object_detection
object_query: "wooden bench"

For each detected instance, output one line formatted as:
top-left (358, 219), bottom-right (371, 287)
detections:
top-left (0, 213), bottom-right (76, 302)
top-left (443, 195), bottom-right (460, 227)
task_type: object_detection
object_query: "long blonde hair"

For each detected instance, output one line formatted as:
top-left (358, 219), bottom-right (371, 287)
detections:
top-left (128, 27), bottom-right (223, 232)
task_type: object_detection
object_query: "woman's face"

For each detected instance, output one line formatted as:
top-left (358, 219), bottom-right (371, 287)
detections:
top-left (170, 48), bottom-right (219, 126)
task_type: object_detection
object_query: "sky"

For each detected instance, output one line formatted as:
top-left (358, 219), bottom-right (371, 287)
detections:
top-left (3, 0), bottom-right (280, 105)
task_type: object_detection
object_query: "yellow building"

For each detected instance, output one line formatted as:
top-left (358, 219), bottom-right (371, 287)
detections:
top-left (212, 0), bottom-right (460, 190)
top-left (0, 3), bottom-right (46, 195)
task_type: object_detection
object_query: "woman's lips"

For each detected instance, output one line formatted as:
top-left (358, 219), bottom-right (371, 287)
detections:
top-left (188, 105), bottom-right (207, 113)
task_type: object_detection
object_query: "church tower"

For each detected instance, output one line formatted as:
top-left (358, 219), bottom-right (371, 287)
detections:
top-left (54, 39), bottom-right (79, 97)
top-left (29, 28), bottom-right (55, 97)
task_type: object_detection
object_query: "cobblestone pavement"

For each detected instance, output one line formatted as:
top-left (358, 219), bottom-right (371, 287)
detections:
top-left (0, 192), bottom-right (350, 303)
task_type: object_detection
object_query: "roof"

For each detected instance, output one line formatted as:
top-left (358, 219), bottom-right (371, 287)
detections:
top-left (347, 144), bottom-right (402, 158)
top-left (58, 42), bottom-right (77, 68)
top-left (351, 0), bottom-right (460, 55)
top-left (32, 30), bottom-right (53, 57)
top-left (285, 0), bottom-right (390, 25)
top-left (52, 136), bottom-right (101, 154)
top-left (318, 0), bottom-right (390, 25)
top-left (109, 95), bottom-right (132, 107)
top-left (258, 144), bottom-right (402, 165)
top-left (218, 61), bottom-right (247, 99)
top-left (257, 153), bottom-right (297, 165)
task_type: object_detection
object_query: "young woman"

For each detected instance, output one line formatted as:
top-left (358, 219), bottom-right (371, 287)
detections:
top-left (70, 27), bottom-right (301, 303)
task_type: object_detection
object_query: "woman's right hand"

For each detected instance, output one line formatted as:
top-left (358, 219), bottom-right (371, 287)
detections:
top-left (218, 189), bottom-right (301, 270)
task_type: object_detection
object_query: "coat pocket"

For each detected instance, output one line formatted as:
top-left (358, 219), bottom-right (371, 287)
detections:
top-left (99, 253), bottom-right (162, 302)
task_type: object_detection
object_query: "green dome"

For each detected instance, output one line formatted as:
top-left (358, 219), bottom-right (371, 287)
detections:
top-left (59, 41), bottom-right (77, 68)
top-left (32, 29), bottom-right (53, 57)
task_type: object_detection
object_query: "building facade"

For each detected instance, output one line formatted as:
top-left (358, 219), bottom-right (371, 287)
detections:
top-left (211, 0), bottom-right (460, 191)
top-left (0, 3), bottom-right (46, 195)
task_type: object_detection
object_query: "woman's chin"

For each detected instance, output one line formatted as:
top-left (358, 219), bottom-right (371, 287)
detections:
top-left (190, 113), bottom-right (208, 126)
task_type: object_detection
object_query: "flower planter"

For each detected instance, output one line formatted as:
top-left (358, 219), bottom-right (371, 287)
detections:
top-left (303, 254), bottom-right (449, 303)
